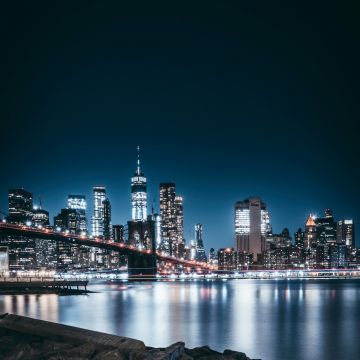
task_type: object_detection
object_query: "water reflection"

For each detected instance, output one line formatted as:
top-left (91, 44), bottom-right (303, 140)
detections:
top-left (1, 279), bottom-right (360, 360)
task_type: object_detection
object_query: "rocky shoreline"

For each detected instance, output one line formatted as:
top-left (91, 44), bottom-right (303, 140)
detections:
top-left (0, 314), bottom-right (259, 360)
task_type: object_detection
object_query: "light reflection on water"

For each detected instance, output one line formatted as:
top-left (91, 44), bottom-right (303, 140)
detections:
top-left (1, 279), bottom-right (360, 360)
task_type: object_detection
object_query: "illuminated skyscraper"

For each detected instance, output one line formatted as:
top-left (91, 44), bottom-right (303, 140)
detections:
top-left (159, 183), bottom-right (177, 256)
top-left (304, 214), bottom-right (317, 268)
top-left (8, 188), bottom-right (33, 224)
top-left (315, 209), bottom-right (336, 245)
top-left (235, 197), bottom-right (269, 263)
top-left (103, 198), bottom-right (112, 240)
top-left (5, 188), bottom-right (36, 269)
top-left (304, 214), bottom-right (317, 249)
top-left (33, 206), bottom-right (56, 269)
top-left (154, 213), bottom-right (162, 248)
top-left (91, 186), bottom-right (107, 237)
top-left (195, 223), bottom-right (207, 262)
top-left (337, 219), bottom-right (355, 247)
top-left (131, 146), bottom-right (147, 221)
top-left (175, 196), bottom-right (184, 256)
top-left (68, 195), bottom-right (87, 234)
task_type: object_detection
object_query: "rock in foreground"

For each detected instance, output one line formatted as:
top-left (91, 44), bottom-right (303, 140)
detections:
top-left (0, 313), bottom-right (259, 360)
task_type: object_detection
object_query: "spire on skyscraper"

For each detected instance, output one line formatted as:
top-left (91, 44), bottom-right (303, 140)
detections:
top-left (131, 146), bottom-right (147, 221)
top-left (136, 145), bottom-right (141, 175)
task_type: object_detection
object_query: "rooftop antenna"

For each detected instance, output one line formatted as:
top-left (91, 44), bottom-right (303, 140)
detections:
top-left (137, 145), bottom-right (141, 175)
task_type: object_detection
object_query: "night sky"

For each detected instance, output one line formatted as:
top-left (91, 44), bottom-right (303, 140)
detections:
top-left (1, 1), bottom-right (359, 249)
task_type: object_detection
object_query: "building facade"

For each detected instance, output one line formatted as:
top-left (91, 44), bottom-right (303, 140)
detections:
top-left (68, 195), bottom-right (88, 234)
top-left (175, 196), bottom-right (184, 252)
top-left (8, 188), bottom-right (33, 224)
top-left (337, 219), bottom-right (355, 247)
top-left (195, 223), bottom-right (207, 262)
top-left (91, 186), bottom-right (107, 238)
top-left (159, 183), bottom-right (177, 256)
top-left (235, 197), bottom-right (269, 263)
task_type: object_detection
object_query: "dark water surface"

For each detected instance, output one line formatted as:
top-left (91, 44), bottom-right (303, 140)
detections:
top-left (1, 279), bottom-right (360, 360)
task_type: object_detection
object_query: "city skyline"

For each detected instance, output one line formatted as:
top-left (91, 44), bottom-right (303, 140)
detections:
top-left (0, 167), bottom-right (356, 250)
top-left (1, 2), bottom-right (359, 250)
top-left (1, 3), bottom-right (360, 360)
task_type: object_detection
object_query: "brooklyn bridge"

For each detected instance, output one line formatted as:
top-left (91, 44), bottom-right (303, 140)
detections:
top-left (0, 222), bottom-right (213, 278)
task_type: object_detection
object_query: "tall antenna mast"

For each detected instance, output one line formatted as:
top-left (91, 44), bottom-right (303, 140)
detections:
top-left (137, 145), bottom-right (140, 175)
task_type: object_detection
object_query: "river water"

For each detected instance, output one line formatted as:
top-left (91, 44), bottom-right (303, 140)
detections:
top-left (1, 279), bottom-right (360, 360)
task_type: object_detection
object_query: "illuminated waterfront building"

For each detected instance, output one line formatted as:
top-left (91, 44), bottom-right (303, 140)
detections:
top-left (337, 219), bottom-right (355, 247)
top-left (131, 146), bottom-right (147, 221)
top-left (234, 197), bottom-right (269, 263)
top-left (68, 195), bottom-right (88, 234)
top-left (0, 234), bottom-right (36, 270)
top-left (329, 244), bottom-right (348, 268)
top-left (0, 247), bottom-right (8, 272)
top-left (217, 248), bottom-right (236, 271)
top-left (264, 246), bottom-right (301, 269)
top-left (8, 188), bottom-right (33, 224)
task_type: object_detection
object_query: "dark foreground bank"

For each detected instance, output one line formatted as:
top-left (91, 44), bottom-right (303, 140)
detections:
top-left (0, 313), bottom-right (258, 360)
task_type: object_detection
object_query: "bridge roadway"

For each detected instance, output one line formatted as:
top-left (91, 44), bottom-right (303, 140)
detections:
top-left (0, 223), bottom-right (212, 274)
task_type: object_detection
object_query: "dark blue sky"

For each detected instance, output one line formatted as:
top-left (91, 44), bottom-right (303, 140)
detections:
top-left (1, 1), bottom-right (359, 249)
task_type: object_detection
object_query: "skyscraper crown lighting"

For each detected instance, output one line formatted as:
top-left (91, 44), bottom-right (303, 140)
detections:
top-left (131, 146), bottom-right (147, 221)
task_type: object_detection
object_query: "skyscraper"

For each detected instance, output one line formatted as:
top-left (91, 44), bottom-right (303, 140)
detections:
top-left (295, 228), bottom-right (305, 249)
top-left (91, 186), bottom-right (107, 237)
top-left (4, 188), bottom-right (36, 269)
top-left (68, 195), bottom-right (88, 234)
top-left (234, 197), bottom-right (269, 263)
top-left (304, 214), bottom-right (317, 249)
top-left (159, 183), bottom-right (177, 256)
top-left (8, 188), bottom-right (33, 224)
top-left (337, 219), bottom-right (355, 247)
top-left (54, 208), bottom-right (81, 234)
top-left (103, 198), bottom-right (112, 240)
top-left (315, 209), bottom-right (337, 245)
top-left (175, 196), bottom-right (184, 256)
top-left (32, 207), bottom-right (50, 228)
top-left (131, 146), bottom-right (147, 221)
top-left (33, 205), bottom-right (56, 269)
top-left (304, 214), bottom-right (317, 268)
top-left (195, 223), bottom-right (207, 262)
